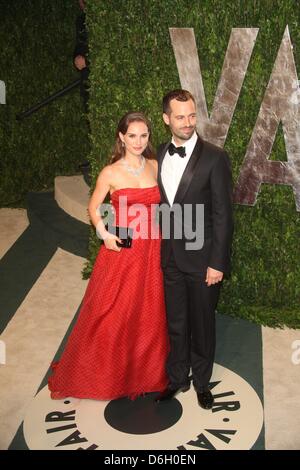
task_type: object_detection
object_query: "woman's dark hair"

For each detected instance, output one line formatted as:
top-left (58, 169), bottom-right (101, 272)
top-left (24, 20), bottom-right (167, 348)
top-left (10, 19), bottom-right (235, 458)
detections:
top-left (162, 89), bottom-right (195, 115)
top-left (111, 111), bottom-right (155, 163)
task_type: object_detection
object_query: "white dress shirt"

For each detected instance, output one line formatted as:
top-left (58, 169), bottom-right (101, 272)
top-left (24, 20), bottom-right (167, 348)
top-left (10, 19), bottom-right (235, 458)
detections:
top-left (161, 131), bottom-right (198, 206)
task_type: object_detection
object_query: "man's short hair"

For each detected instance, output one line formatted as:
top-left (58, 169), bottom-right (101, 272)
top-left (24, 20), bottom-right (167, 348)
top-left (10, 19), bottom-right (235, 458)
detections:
top-left (163, 89), bottom-right (195, 115)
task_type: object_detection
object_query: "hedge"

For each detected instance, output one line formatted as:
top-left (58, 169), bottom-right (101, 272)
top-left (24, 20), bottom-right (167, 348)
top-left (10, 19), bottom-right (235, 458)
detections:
top-left (0, 0), bottom-right (89, 207)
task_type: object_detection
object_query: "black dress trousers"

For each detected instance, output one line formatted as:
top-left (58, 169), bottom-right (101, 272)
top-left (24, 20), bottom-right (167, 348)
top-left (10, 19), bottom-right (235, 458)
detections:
top-left (163, 249), bottom-right (221, 391)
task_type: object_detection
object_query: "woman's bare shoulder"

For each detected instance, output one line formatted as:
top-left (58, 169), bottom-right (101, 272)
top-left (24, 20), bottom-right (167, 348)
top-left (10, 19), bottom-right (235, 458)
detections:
top-left (97, 160), bottom-right (122, 179)
top-left (148, 158), bottom-right (158, 169)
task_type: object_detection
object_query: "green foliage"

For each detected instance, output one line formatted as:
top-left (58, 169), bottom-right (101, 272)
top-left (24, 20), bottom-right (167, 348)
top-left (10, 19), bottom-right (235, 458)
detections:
top-left (85, 0), bottom-right (300, 327)
top-left (0, 0), bottom-right (89, 206)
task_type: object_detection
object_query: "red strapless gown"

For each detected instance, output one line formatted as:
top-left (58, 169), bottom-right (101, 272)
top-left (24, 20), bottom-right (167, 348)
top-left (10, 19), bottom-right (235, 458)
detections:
top-left (48, 186), bottom-right (169, 400)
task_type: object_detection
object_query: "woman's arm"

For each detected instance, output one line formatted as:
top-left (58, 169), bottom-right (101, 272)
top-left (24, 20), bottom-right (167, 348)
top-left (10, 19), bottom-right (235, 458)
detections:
top-left (88, 166), bottom-right (122, 251)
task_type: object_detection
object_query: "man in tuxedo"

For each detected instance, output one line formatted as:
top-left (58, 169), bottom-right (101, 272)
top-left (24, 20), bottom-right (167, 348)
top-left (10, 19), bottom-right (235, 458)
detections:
top-left (156, 89), bottom-right (233, 409)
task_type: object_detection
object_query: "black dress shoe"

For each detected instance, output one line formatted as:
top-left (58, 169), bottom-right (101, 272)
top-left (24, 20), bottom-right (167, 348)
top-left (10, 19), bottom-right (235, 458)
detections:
top-left (155, 385), bottom-right (190, 402)
top-left (197, 389), bottom-right (214, 409)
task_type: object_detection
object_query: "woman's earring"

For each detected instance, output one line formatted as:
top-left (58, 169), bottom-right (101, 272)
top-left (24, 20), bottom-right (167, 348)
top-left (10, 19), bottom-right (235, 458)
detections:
top-left (122, 142), bottom-right (125, 147)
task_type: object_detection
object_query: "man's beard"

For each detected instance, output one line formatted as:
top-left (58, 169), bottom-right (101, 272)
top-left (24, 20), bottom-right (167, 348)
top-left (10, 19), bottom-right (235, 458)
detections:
top-left (173, 126), bottom-right (195, 141)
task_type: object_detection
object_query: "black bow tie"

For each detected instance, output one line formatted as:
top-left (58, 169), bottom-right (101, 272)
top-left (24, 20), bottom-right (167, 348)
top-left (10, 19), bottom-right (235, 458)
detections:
top-left (168, 142), bottom-right (186, 158)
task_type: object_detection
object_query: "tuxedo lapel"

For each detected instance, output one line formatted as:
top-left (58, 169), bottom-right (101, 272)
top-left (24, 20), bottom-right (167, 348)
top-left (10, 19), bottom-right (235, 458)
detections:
top-left (173, 137), bottom-right (204, 205)
top-left (158, 142), bottom-right (171, 206)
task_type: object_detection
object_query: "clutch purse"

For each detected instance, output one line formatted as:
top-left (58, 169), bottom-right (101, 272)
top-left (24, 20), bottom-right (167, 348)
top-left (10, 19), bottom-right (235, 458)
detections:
top-left (105, 225), bottom-right (133, 248)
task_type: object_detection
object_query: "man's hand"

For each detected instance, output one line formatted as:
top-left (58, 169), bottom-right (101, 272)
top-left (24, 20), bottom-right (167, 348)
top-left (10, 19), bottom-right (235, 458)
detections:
top-left (206, 267), bottom-right (223, 286)
top-left (74, 55), bottom-right (86, 70)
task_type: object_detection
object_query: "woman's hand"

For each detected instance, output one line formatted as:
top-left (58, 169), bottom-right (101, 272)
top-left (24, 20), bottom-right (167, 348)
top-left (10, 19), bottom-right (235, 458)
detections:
top-left (102, 231), bottom-right (123, 252)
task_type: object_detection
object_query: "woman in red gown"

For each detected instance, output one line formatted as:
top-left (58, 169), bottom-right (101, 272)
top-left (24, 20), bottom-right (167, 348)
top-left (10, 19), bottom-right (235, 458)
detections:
top-left (48, 112), bottom-right (169, 400)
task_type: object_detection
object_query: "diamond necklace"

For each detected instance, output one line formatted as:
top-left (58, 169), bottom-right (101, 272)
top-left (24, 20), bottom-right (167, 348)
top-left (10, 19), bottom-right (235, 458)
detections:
top-left (121, 156), bottom-right (146, 177)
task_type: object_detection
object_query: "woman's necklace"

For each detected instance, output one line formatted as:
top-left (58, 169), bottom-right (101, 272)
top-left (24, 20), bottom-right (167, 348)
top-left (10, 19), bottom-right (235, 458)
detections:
top-left (121, 155), bottom-right (146, 177)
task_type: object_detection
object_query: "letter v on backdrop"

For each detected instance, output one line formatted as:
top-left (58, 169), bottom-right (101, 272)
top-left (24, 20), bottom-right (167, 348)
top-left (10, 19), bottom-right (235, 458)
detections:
top-left (0, 80), bottom-right (5, 104)
top-left (170, 26), bottom-right (300, 212)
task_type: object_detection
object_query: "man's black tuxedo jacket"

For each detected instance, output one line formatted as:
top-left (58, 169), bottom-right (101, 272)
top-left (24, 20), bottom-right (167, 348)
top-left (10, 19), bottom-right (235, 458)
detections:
top-left (157, 136), bottom-right (234, 274)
